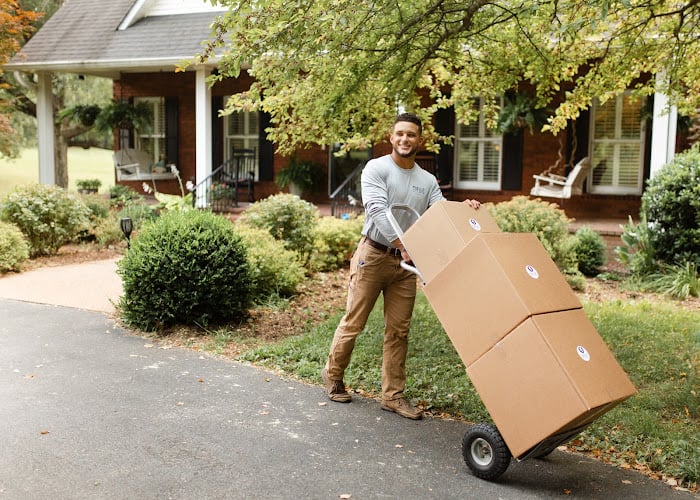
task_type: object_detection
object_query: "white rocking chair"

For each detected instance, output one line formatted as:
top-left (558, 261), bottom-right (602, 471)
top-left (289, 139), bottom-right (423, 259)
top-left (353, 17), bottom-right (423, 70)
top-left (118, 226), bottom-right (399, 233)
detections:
top-left (113, 149), bottom-right (177, 181)
top-left (530, 157), bottom-right (591, 199)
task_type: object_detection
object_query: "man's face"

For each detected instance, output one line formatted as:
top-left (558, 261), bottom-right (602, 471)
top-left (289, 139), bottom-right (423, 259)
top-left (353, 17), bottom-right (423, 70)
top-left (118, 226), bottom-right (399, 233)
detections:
top-left (390, 121), bottom-right (423, 158)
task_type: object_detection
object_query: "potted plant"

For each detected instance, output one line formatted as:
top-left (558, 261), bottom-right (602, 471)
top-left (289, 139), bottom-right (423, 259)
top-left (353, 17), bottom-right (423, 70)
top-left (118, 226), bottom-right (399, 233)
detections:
top-left (76, 178), bottom-right (102, 194)
top-left (276, 155), bottom-right (323, 195)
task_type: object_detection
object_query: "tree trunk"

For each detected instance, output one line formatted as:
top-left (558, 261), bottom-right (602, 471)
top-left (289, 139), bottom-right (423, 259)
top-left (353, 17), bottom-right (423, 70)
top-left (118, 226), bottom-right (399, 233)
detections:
top-left (55, 121), bottom-right (92, 188)
top-left (54, 127), bottom-right (69, 188)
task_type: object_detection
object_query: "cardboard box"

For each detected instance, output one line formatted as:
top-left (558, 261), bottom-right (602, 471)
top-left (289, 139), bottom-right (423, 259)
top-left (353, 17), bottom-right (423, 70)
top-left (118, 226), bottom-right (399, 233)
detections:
top-left (401, 200), bottom-right (501, 283)
top-left (423, 232), bottom-right (581, 366)
top-left (466, 309), bottom-right (637, 458)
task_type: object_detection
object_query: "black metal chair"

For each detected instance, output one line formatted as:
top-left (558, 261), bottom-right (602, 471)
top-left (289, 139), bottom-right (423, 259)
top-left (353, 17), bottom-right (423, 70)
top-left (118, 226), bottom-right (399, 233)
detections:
top-left (416, 152), bottom-right (453, 200)
top-left (223, 148), bottom-right (256, 205)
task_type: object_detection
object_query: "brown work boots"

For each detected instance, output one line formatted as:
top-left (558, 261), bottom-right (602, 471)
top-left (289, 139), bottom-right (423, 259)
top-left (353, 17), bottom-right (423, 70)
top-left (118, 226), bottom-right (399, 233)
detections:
top-left (321, 368), bottom-right (423, 419)
top-left (381, 398), bottom-right (423, 420)
top-left (321, 367), bottom-right (351, 403)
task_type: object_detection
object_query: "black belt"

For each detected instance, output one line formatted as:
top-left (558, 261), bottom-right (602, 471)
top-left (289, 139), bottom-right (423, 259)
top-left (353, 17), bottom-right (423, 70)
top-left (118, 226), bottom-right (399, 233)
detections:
top-left (364, 237), bottom-right (402, 257)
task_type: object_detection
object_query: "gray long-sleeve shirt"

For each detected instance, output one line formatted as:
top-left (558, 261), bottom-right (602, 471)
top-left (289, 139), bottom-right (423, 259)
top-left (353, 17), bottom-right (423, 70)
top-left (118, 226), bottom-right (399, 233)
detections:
top-left (361, 154), bottom-right (444, 246)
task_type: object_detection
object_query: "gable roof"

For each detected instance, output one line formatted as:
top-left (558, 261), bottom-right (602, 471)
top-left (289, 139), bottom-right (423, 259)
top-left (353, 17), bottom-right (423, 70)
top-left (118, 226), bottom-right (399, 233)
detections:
top-left (5, 0), bottom-right (223, 78)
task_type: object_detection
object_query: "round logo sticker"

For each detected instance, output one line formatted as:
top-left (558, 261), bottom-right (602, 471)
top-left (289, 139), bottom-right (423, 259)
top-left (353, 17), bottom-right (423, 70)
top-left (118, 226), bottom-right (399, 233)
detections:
top-left (576, 346), bottom-right (591, 362)
top-left (525, 264), bottom-right (539, 279)
top-left (469, 218), bottom-right (482, 231)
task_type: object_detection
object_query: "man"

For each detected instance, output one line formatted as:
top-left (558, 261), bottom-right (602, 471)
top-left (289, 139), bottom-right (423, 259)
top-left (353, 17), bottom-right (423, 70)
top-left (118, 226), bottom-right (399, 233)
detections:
top-left (322, 112), bottom-right (481, 419)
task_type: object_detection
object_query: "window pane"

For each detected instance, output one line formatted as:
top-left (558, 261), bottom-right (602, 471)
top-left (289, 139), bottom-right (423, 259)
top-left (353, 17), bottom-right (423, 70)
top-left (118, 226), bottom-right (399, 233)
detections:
top-left (594, 101), bottom-right (616, 139)
top-left (223, 104), bottom-right (260, 178)
top-left (589, 92), bottom-right (645, 194)
top-left (591, 144), bottom-right (614, 185)
top-left (248, 111), bottom-right (259, 134)
top-left (459, 121), bottom-right (479, 138)
top-left (483, 142), bottom-right (501, 181)
top-left (620, 95), bottom-right (642, 139)
top-left (458, 142), bottom-right (478, 181)
top-left (455, 96), bottom-right (502, 188)
top-left (619, 144), bottom-right (641, 186)
top-left (134, 97), bottom-right (165, 163)
top-left (227, 113), bottom-right (245, 135)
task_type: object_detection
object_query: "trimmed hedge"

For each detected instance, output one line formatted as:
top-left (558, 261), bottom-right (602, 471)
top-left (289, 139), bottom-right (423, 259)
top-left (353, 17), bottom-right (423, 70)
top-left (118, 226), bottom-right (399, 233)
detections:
top-left (0, 184), bottom-right (91, 257)
top-left (118, 210), bottom-right (251, 331)
top-left (0, 221), bottom-right (30, 273)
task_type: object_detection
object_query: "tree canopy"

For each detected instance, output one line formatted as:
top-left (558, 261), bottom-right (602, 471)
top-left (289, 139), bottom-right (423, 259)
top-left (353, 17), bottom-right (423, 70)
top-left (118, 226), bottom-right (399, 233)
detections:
top-left (194, 0), bottom-right (700, 153)
top-left (0, 0), bottom-right (41, 157)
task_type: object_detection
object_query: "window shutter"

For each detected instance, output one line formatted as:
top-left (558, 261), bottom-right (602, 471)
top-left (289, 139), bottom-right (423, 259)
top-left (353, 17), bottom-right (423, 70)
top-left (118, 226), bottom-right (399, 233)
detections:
top-left (434, 107), bottom-right (454, 184)
top-left (258, 111), bottom-right (274, 181)
top-left (211, 96), bottom-right (223, 168)
top-left (501, 133), bottom-right (523, 190)
top-left (569, 110), bottom-right (590, 168)
top-left (165, 97), bottom-right (178, 166)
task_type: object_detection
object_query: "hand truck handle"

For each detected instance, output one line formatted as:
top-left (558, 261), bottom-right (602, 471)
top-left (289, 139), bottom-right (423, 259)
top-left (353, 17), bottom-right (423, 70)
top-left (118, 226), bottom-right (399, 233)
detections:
top-left (386, 204), bottom-right (425, 283)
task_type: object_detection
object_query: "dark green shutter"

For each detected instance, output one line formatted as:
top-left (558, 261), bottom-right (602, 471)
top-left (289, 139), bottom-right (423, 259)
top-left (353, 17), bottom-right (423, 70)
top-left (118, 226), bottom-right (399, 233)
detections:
top-left (165, 97), bottom-right (178, 166)
top-left (258, 111), bottom-right (274, 181)
top-left (501, 133), bottom-right (523, 191)
top-left (434, 107), bottom-right (454, 184)
top-left (212, 96), bottom-right (223, 168)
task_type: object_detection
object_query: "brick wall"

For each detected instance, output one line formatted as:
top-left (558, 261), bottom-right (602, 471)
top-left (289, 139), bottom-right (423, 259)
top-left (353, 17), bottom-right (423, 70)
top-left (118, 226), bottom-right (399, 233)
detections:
top-left (113, 73), bottom-right (641, 220)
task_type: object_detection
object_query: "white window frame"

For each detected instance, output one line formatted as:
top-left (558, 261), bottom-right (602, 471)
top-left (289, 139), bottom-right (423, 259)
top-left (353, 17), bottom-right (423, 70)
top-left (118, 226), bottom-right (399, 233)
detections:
top-left (223, 105), bottom-right (259, 179)
top-left (454, 97), bottom-right (502, 191)
top-left (134, 97), bottom-right (166, 164)
top-left (588, 93), bottom-right (646, 195)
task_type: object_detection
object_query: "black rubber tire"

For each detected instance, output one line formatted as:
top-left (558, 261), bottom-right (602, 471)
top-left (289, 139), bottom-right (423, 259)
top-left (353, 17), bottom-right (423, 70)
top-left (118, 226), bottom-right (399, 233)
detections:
top-left (462, 423), bottom-right (512, 480)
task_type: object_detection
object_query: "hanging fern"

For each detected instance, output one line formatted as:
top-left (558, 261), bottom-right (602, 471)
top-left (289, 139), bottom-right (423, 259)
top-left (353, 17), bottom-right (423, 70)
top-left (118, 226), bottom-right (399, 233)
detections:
top-left (496, 93), bottom-right (548, 135)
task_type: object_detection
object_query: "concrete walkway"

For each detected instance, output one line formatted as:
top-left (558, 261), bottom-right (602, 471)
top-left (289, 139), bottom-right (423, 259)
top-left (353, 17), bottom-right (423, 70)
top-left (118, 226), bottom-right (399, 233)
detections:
top-left (0, 257), bottom-right (122, 313)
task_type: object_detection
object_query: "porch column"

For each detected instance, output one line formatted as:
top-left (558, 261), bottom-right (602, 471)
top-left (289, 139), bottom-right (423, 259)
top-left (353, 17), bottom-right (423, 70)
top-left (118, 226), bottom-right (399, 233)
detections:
top-left (195, 67), bottom-right (212, 208)
top-left (650, 74), bottom-right (678, 178)
top-left (36, 72), bottom-right (56, 185)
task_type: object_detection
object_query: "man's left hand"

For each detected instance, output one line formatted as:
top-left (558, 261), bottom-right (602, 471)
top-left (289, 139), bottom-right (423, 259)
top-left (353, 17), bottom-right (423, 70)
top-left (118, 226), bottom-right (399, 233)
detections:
top-left (463, 199), bottom-right (481, 209)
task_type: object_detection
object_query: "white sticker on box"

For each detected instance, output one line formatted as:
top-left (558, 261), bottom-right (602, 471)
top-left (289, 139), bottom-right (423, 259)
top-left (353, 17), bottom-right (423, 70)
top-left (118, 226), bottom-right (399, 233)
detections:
top-left (469, 218), bottom-right (481, 231)
top-left (576, 346), bottom-right (591, 362)
top-left (525, 264), bottom-right (539, 279)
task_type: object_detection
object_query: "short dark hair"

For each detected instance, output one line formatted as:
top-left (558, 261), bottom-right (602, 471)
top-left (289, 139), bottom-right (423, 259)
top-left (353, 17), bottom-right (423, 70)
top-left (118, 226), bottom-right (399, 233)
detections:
top-left (394, 112), bottom-right (422, 135)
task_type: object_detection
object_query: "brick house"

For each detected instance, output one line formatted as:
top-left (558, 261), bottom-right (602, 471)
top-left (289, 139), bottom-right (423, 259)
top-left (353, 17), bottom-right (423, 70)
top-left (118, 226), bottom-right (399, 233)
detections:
top-left (6, 0), bottom-right (685, 220)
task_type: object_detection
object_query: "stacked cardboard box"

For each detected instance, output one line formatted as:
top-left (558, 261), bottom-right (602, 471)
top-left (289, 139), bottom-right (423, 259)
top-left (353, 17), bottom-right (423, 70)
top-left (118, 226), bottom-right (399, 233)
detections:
top-left (401, 201), bottom-right (636, 458)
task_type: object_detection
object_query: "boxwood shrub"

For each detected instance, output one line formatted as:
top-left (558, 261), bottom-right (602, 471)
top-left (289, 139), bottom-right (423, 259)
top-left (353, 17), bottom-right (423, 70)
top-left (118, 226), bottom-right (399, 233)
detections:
top-left (0, 221), bottom-right (30, 273)
top-left (309, 215), bottom-right (364, 272)
top-left (0, 184), bottom-right (91, 257)
top-left (118, 210), bottom-right (251, 331)
top-left (238, 193), bottom-right (319, 263)
top-left (573, 226), bottom-right (607, 276)
top-left (233, 223), bottom-right (306, 302)
top-left (641, 144), bottom-right (700, 268)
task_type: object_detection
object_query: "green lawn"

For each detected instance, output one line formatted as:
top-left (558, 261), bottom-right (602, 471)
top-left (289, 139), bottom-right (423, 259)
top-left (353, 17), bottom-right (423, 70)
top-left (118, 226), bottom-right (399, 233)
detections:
top-left (0, 147), bottom-right (115, 198)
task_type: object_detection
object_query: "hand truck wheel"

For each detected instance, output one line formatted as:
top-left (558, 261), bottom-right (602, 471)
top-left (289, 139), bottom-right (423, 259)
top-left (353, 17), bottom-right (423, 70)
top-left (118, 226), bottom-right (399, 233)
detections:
top-left (462, 423), bottom-right (512, 480)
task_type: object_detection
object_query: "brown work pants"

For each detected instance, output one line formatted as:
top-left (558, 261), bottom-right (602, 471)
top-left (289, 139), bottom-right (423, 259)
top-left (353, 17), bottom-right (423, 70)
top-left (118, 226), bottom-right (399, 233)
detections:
top-left (325, 238), bottom-right (417, 401)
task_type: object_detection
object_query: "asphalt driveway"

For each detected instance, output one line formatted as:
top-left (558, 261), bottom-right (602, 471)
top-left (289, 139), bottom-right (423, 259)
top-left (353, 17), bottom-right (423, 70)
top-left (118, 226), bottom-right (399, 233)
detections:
top-left (1, 298), bottom-right (695, 499)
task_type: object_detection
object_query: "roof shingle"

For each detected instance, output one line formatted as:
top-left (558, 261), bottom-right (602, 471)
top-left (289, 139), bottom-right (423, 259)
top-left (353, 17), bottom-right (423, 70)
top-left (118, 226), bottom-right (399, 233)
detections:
top-left (6, 0), bottom-right (220, 76)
